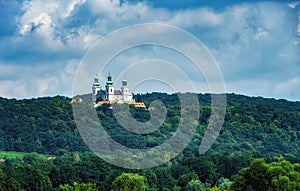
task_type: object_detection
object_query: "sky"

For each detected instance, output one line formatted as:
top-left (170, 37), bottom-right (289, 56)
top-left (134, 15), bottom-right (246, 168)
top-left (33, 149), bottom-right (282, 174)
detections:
top-left (0, 0), bottom-right (300, 101)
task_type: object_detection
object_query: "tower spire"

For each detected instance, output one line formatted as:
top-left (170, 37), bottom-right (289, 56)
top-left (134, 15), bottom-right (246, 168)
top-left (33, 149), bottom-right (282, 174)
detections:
top-left (106, 72), bottom-right (114, 101)
top-left (92, 73), bottom-right (101, 103)
top-left (107, 72), bottom-right (113, 84)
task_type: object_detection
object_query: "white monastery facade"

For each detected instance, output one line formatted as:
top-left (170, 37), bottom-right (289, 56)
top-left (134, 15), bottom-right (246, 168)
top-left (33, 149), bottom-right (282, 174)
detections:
top-left (92, 73), bottom-right (134, 104)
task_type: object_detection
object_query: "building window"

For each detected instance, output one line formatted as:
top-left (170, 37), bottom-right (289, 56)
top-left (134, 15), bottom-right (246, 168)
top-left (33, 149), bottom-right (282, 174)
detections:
top-left (111, 89), bottom-right (112, 92)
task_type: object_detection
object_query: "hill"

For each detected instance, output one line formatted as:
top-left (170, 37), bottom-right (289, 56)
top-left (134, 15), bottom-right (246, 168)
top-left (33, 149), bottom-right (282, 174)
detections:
top-left (0, 93), bottom-right (299, 157)
top-left (0, 93), bottom-right (300, 190)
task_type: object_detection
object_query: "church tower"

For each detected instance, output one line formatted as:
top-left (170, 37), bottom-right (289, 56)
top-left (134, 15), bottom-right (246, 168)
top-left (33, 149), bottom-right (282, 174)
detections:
top-left (92, 75), bottom-right (101, 103)
top-left (105, 73), bottom-right (114, 101)
top-left (121, 80), bottom-right (129, 102)
top-left (121, 79), bottom-right (133, 102)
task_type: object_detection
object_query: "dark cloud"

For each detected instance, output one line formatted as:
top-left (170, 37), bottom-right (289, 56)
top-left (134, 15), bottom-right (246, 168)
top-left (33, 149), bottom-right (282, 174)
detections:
top-left (0, 0), bottom-right (299, 100)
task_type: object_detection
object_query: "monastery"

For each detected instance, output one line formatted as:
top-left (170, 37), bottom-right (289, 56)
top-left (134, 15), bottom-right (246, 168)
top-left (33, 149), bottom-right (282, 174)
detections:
top-left (92, 74), bottom-right (145, 108)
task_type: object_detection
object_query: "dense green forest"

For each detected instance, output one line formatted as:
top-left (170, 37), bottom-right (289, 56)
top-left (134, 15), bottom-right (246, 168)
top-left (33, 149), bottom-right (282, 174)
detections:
top-left (0, 93), bottom-right (299, 190)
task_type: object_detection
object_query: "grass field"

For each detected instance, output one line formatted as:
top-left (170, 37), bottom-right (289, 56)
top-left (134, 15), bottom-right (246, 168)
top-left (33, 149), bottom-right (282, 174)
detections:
top-left (0, 151), bottom-right (48, 160)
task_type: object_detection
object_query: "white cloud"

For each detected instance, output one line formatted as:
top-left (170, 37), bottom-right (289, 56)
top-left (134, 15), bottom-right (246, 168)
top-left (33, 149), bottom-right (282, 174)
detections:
top-left (64, 0), bottom-right (86, 18)
top-left (288, 1), bottom-right (300, 9)
top-left (0, 59), bottom-right (79, 98)
top-left (0, 0), bottom-right (299, 100)
top-left (273, 77), bottom-right (300, 100)
top-left (37, 77), bottom-right (58, 95)
top-left (0, 80), bottom-right (28, 98)
top-left (169, 8), bottom-right (222, 28)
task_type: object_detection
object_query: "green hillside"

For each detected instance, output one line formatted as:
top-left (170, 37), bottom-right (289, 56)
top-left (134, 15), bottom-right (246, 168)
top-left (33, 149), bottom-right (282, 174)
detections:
top-left (0, 93), bottom-right (299, 190)
top-left (0, 151), bottom-right (49, 160)
top-left (0, 151), bottom-right (28, 159)
top-left (0, 93), bottom-right (299, 157)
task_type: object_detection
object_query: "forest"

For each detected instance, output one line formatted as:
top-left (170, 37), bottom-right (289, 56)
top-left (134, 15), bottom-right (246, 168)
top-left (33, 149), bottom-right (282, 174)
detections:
top-left (0, 93), bottom-right (299, 190)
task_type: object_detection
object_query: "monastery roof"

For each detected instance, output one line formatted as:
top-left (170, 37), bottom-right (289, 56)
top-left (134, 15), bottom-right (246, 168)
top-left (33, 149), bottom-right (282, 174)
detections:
top-left (98, 90), bottom-right (107, 95)
top-left (114, 90), bottom-right (122, 95)
top-left (96, 89), bottom-right (123, 95)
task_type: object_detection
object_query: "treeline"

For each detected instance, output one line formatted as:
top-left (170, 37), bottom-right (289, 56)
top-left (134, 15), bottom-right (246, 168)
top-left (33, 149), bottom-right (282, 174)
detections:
top-left (0, 93), bottom-right (299, 190)
top-left (0, 151), bottom-right (299, 190)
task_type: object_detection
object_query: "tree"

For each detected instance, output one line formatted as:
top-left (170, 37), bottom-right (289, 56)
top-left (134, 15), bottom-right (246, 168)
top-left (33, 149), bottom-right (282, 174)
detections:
top-left (216, 177), bottom-right (231, 190)
top-left (230, 158), bottom-right (300, 191)
top-left (59, 182), bottom-right (98, 191)
top-left (3, 165), bottom-right (52, 191)
top-left (154, 167), bottom-right (176, 190)
top-left (49, 164), bottom-right (80, 188)
top-left (184, 179), bottom-right (208, 191)
top-left (111, 173), bottom-right (147, 191)
top-left (0, 168), bottom-right (5, 190)
top-left (143, 169), bottom-right (158, 190)
top-left (2, 177), bottom-right (21, 191)
top-left (177, 172), bottom-right (199, 190)
top-left (210, 186), bottom-right (222, 191)
top-left (183, 157), bottom-right (219, 184)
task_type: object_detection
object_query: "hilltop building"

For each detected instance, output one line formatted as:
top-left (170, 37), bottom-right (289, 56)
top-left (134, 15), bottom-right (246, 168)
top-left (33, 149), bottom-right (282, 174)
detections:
top-left (92, 74), bottom-right (145, 108)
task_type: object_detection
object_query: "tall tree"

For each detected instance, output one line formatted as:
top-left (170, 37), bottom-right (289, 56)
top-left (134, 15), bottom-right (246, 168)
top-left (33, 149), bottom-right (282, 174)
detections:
top-left (111, 173), bottom-right (147, 191)
top-left (230, 158), bottom-right (300, 191)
